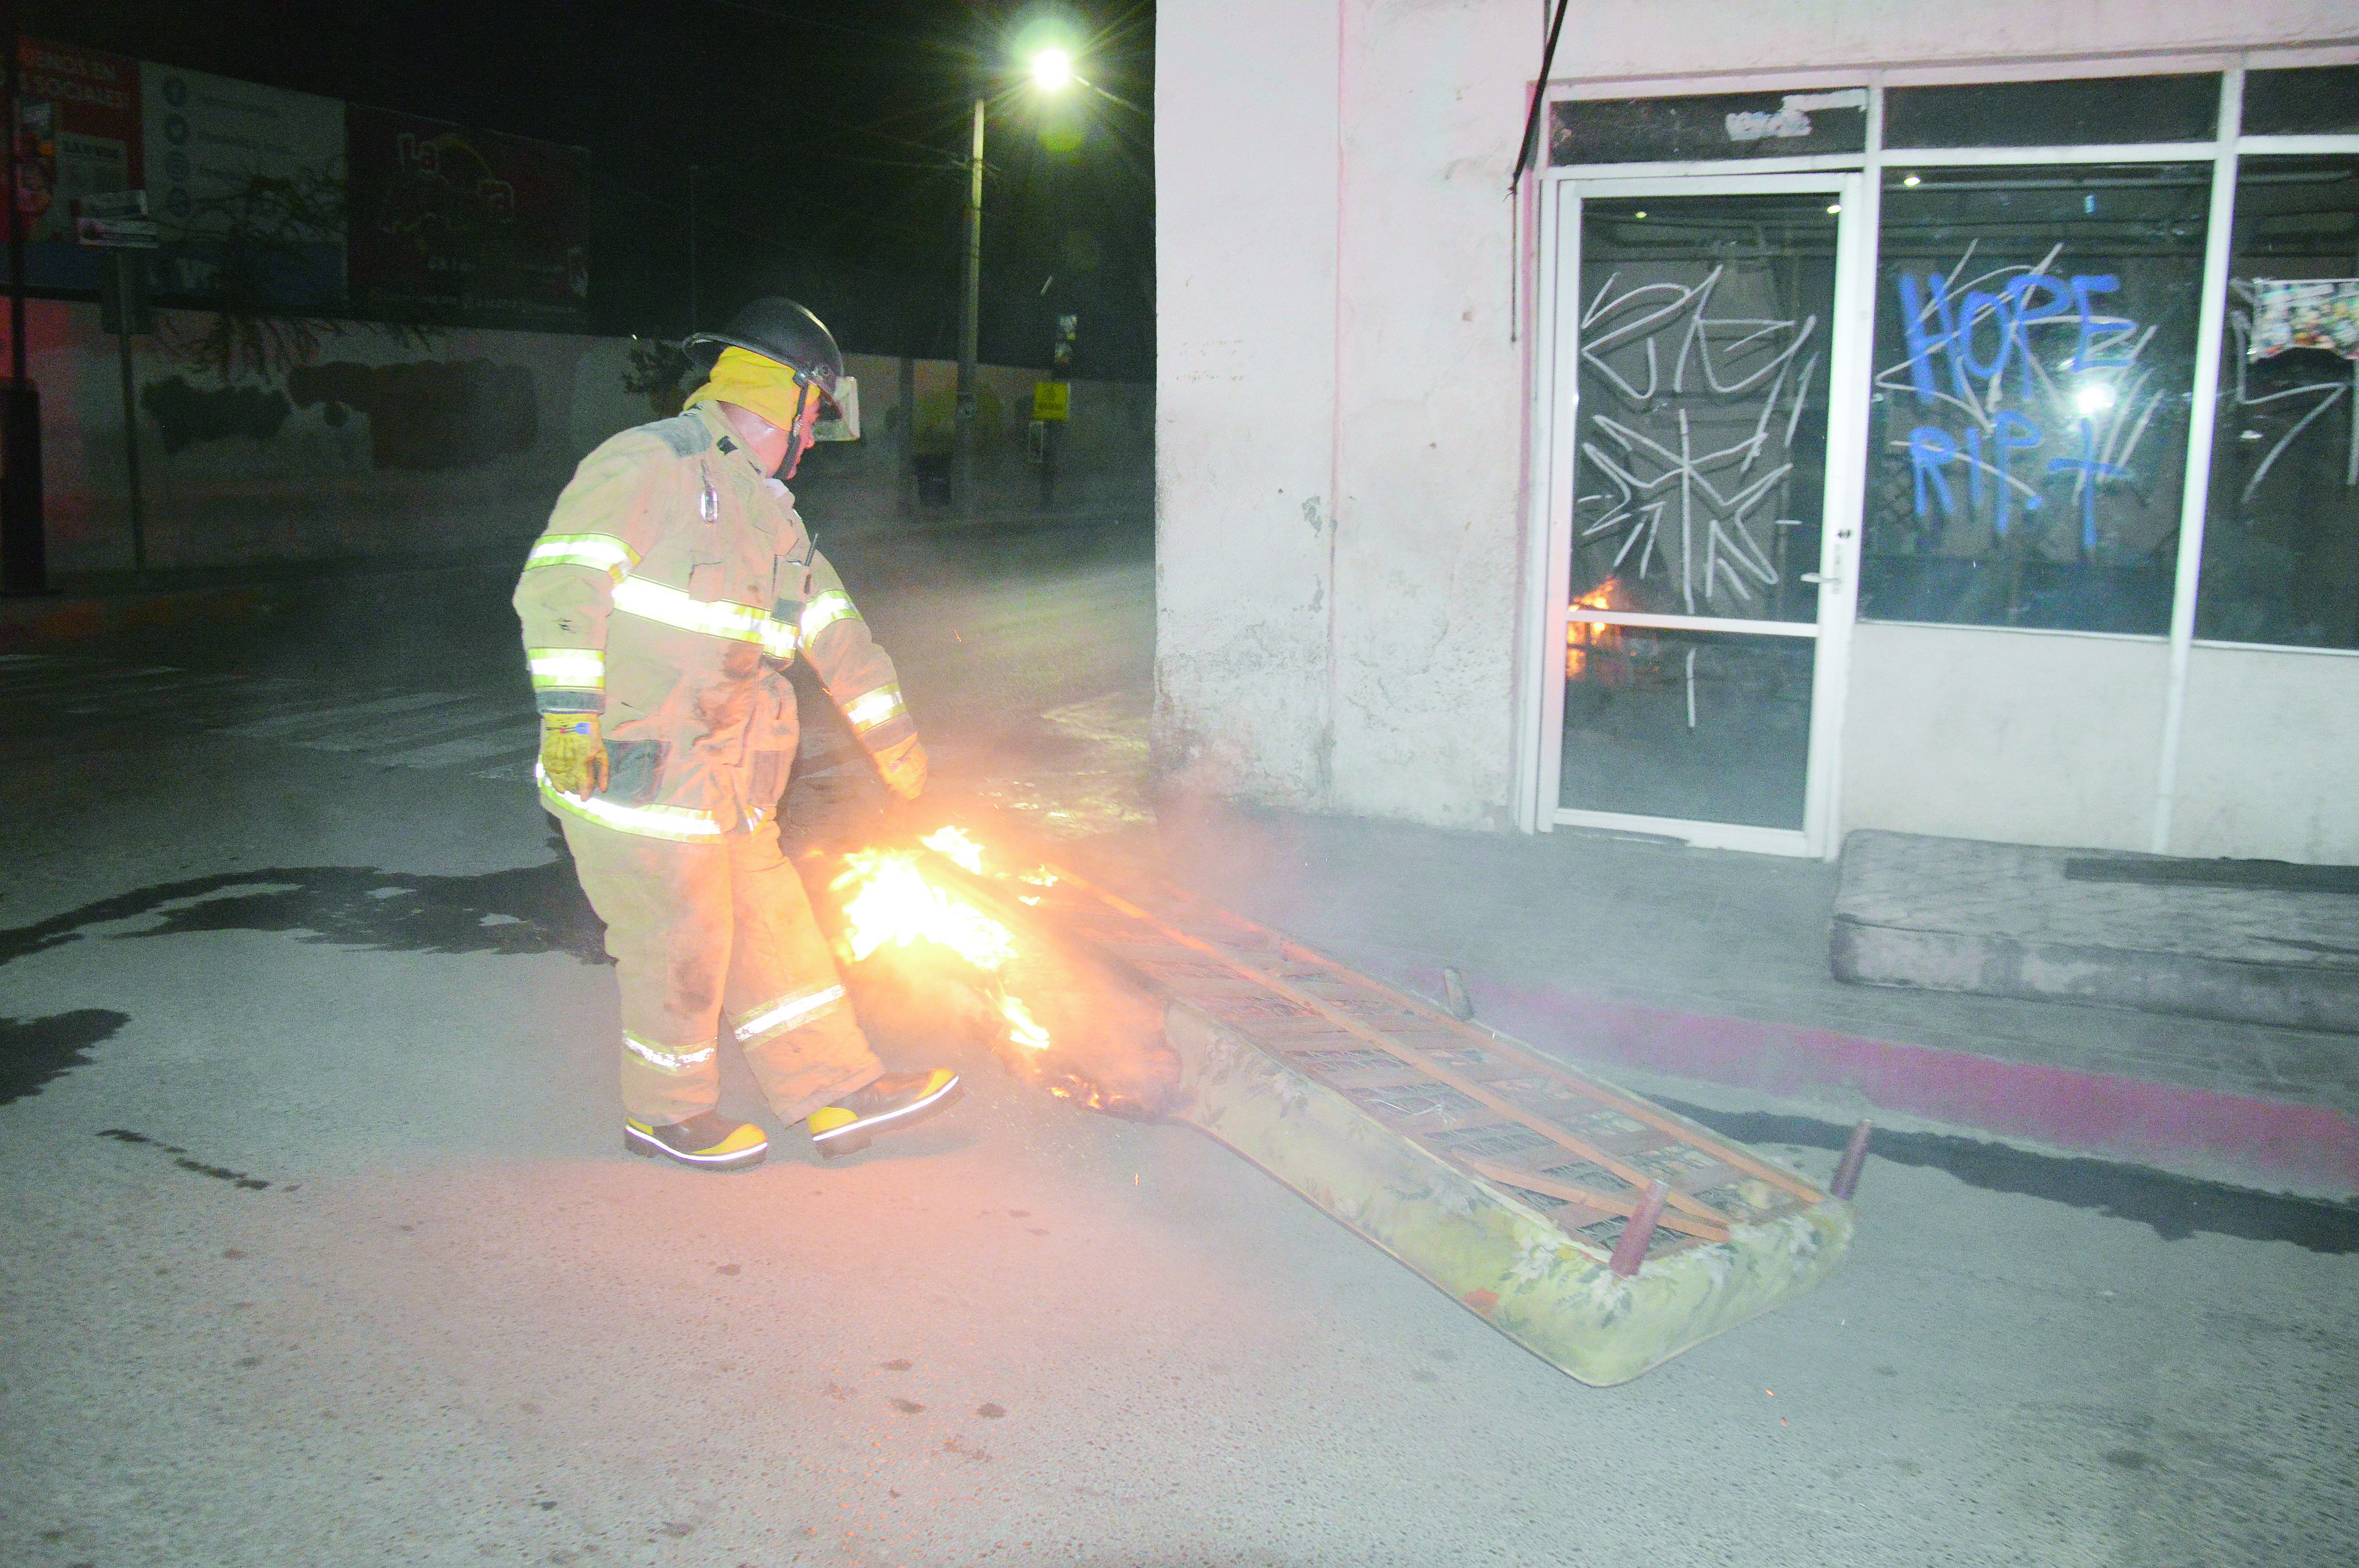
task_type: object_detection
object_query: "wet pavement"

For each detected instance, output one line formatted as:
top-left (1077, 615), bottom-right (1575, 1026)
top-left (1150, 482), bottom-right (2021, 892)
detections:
top-left (3, 516), bottom-right (2356, 1567)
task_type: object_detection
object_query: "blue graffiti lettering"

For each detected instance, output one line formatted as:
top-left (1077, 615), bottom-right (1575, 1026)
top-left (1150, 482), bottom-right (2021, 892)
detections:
top-left (1897, 273), bottom-right (1942, 406)
top-left (2000, 274), bottom-right (2071, 394)
top-left (1895, 270), bottom-right (2131, 397)
top-left (1953, 289), bottom-right (2013, 393)
top-left (2046, 418), bottom-right (2129, 551)
top-left (1908, 426), bottom-right (1958, 518)
top-left (1991, 411), bottom-right (2043, 537)
top-left (1890, 271), bottom-right (2144, 553)
top-left (2068, 274), bottom-right (2131, 371)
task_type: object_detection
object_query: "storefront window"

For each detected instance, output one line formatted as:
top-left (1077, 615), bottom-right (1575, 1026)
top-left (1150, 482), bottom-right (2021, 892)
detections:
top-left (1860, 164), bottom-right (2211, 633)
top-left (1884, 76), bottom-right (2218, 148)
top-left (2195, 156), bottom-right (2359, 650)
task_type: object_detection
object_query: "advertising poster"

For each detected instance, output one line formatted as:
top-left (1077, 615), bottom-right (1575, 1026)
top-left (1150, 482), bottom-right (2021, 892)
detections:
top-left (345, 105), bottom-right (590, 329)
top-left (14, 37), bottom-right (142, 290)
top-left (141, 63), bottom-right (347, 308)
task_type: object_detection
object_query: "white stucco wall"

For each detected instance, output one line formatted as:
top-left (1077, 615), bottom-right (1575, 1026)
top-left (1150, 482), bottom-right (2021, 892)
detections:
top-left (1543, 1), bottom-right (2352, 84)
top-left (1155, 0), bottom-right (1343, 804)
top-left (1156, 0), bottom-right (2356, 848)
top-left (1156, 0), bottom-right (1532, 826)
top-left (1841, 624), bottom-right (2171, 853)
top-left (2171, 644), bottom-right (2359, 863)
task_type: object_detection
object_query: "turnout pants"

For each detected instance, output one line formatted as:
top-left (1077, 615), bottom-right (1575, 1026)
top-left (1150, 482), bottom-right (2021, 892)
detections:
top-left (560, 813), bottom-right (883, 1127)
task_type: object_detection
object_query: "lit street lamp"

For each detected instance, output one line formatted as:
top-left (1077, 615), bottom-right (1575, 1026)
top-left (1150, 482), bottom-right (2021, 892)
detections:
top-left (955, 44), bottom-right (1075, 515)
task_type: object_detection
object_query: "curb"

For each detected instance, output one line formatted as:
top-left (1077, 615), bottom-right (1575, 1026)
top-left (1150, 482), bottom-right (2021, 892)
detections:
top-left (1332, 947), bottom-right (2359, 1201)
top-left (1, 583), bottom-right (281, 643)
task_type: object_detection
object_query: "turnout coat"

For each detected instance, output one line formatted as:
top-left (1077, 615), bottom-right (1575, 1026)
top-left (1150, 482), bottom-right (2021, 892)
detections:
top-left (513, 400), bottom-right (913, 841)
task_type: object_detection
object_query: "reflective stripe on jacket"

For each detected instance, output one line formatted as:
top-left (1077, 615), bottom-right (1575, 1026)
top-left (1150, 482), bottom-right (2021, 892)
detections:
top-left (513, 402), bottom-right (915, 838)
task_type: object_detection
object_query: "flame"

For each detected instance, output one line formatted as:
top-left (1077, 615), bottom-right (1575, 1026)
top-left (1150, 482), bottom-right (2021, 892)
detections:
top-left (832, 850), bottom-right (1016, 970)
top-left (1000, 995), bottom-right (1051, 1050)
top-left (832, 833), bottom-right (1056, 1055)
top-left (1566, 577), bottom-right (1628, 682)
top-left (922, 826), bottom-right (986, 874)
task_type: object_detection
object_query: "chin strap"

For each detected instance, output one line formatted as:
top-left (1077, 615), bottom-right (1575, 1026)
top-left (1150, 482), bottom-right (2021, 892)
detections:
top-left (780, 381), bottom-right (814, 478)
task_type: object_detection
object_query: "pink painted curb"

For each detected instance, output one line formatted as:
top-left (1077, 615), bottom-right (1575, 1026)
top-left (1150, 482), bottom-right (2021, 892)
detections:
top-left (1343, 950), bottom-right (2359, 1196)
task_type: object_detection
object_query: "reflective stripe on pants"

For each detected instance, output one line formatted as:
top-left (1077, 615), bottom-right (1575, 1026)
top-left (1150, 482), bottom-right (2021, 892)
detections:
top-left (559, 811), bottom-right (882, 1127)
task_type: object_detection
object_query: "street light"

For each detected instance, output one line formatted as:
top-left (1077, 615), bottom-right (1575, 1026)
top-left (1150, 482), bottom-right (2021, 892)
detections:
top-left (955, 44), bottom-right (1075, 515)
top-left (1029, 48), bottom-right (1075, 93)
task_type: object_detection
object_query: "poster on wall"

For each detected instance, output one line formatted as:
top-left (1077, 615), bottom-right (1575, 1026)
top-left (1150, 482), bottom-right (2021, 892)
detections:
top-left (140, 63), bottom-right (346, 308)
top-left (344, 105), bottom-right (590, 329)
top-left (14, 37), bottom-right (142, 291)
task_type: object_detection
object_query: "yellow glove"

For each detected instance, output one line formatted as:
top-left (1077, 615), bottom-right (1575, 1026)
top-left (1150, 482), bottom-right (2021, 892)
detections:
top-left (872, 734), bottom-right (927, 801)
top-left (540, 711), bottom-right (608, 797)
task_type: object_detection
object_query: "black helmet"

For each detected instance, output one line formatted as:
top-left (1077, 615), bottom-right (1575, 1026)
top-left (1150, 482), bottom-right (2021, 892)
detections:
top-left (683, 297), bottom-right (845, 410)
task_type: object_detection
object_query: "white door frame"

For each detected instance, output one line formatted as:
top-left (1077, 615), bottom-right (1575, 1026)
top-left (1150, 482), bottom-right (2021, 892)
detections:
top-left (1525, 169), bottom-right (1871, 858)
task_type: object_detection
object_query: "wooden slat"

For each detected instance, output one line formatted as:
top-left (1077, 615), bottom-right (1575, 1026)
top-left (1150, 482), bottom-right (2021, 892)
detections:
top-left (1373, 1105), bottom-right (1515, 1137)
top-left (1461, 1158), bottom-right (1730, 1243)
top-left (1167, 897), bottom-right (1826, 1208)
top-left (1056, 869), bottom-right (1742, 1238)
top-left (1670, 1161), bottom-right (1751, 1197)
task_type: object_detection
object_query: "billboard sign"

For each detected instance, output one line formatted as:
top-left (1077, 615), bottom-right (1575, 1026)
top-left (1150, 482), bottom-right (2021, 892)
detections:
top-left (14, 37), bottom-right (142, 290)
top-left (10, 40), bottom-right (587, 328)
top-left (141, 63), bottom-right (346, 307)
top-left (345, 105), bottom-right (590, 329)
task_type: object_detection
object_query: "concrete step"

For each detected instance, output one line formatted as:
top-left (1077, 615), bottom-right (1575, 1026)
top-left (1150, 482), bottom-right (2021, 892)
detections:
top-left (1830, 830), bottom-right (2359, 1034)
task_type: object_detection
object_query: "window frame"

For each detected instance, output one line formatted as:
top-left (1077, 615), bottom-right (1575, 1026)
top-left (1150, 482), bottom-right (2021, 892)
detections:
top-left (1521, 55), bottom-right (2359, 849)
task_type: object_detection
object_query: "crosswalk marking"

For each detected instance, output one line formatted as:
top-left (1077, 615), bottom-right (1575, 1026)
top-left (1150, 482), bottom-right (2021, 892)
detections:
top-left (1, 654), bottom-right (553, 778)
top-left (217, 691), bottom-right (476, 739)
top-left (381, 724), bottom-right (544, 770)
top-left (0, 653), bottom-right (862, 787)
top-left (0, 664), bottom-right (181, 697)
top-left (297, 699), bottom-right (517, 753)
top-left (60, 673), bottom-right (250, 712)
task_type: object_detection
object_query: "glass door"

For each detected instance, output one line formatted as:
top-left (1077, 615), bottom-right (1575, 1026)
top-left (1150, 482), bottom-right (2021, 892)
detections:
top-left (1539, 175), bottom-right (1866, 854)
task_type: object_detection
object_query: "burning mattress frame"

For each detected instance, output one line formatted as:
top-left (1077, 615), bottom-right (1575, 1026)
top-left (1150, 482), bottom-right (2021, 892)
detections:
top-left (818, 826), bottom-right (1854, 1385)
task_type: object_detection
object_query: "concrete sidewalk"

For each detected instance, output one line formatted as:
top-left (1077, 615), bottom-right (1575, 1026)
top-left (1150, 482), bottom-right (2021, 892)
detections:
top-left (1154, 806), bottom-right (2359, 1201)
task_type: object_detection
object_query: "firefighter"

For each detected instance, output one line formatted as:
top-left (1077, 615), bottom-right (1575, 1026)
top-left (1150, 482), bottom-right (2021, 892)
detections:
top-left (515, 297), bottom-right (958, 1171)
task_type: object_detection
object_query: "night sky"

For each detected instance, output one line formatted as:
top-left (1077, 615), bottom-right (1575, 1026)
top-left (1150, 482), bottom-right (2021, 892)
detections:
top-left (21, 0), bottom-right (1156, 378)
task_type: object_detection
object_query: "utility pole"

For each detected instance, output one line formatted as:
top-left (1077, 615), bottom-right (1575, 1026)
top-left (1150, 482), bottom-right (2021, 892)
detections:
top-left (106, 251), bottom-right (146, 571)
top-left (685, 163), bottom-right (700, 333)
top-left (955, 95), bottom-right (983, 516)
top-left (2, 22), bottom-right (48, 595)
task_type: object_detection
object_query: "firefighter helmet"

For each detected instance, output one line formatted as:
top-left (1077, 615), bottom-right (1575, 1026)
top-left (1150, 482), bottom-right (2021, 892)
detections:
top-left (683, 297), bottom-right (845, 410)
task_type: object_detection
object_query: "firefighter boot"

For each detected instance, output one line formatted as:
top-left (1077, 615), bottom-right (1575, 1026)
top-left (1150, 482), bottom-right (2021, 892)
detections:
top-left (624, 1111), bottom-right (770, 1172)
top-left (808, 1069), bottom-right (961, 1158)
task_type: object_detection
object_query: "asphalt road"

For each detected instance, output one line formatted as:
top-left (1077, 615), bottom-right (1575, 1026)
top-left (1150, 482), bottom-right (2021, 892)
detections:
top-left (3, 518), bottom-right (2355, 1568)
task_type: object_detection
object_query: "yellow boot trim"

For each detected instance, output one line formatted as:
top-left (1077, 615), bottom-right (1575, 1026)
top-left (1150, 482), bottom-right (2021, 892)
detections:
top-left (698, 1122), bottom-right (769, 1157)
top-left (808, 1070), bottom-right (962, 1143)
top-left (626, 1118), bottom-right (769, 1158)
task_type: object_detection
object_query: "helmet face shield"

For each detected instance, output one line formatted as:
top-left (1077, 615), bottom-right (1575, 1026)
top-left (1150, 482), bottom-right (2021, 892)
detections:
top-left (812, 376), bottom-right (860, 442)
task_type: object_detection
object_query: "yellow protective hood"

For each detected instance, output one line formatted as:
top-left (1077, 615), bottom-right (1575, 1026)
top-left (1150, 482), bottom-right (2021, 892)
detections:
top-left (683, 344), bottom-right (819, 434)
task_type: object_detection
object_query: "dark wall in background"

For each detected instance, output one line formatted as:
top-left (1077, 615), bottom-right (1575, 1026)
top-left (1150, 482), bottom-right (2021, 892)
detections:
top-left (12, 1), bottom-right (1155, 378)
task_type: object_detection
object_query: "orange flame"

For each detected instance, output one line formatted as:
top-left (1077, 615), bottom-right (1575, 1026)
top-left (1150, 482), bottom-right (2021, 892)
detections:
top-left (832, 850), bottom-right (1016, 970)
top-left (922, 825), bottom-right (986, 873)
top-left (1000, 995), bottom-right (1051, 1050)
top-left (831, 832), bottom-right (1055, 1053)
top-left (1566, 577), bottom-right (1628, 682)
